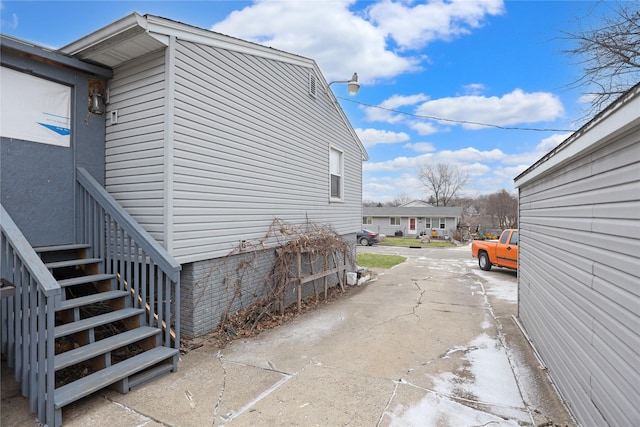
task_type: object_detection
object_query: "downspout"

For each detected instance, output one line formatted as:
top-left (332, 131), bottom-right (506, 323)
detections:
top-left (163, 35), bottom-right (176, 254)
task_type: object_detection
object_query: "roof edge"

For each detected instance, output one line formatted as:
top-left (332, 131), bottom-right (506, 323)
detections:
top-left (59, 13), bottom-right (148, 57)
top-left (514, 82), bottom-right (640, 187)
top-left (1, 34), bottom-right (112, 78)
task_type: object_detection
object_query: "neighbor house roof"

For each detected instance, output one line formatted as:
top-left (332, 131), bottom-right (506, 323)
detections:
top-left (363, 206), bottom-right (462, 217)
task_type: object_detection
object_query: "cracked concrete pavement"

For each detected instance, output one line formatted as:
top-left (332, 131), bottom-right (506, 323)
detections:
top-left (1, 244), bottom-right (576, 426)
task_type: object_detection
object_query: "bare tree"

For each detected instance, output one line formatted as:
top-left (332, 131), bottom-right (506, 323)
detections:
top-left (484, 189), bottom-right (518, 229)
top-left (417, 162), bottom-right (470, 207)
top-left (563, 1), bottom-right (640, 116)
top-left (386, 192), bottom-right (413, 207)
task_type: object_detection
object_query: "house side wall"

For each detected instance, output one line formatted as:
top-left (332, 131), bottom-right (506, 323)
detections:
top-left (171, 40), bottom-right (363, 263)
top-left (105, 49), bottom-right (167, 246)
top-left (518, 129), bottom-right (640, 426)
top-left (363, 216), bottom-right (458, 237)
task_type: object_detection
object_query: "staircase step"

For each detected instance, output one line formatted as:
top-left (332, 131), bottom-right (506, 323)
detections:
top-left (54, 346), bottom-right (179, 409)
top-left (58, 273), bottom-right (115, 288)
top-left (46, 258), bottom-right (102, 270)
top-left (58, 290), bottom-right (129, 311)
top-left (34, 243), bottom-right (91, 253)
top-left (55, 307), bottom-right (145, 339)
top-left (128, 363), bottom-right (175, 390)
top-left (55, 326), bottom-right (162, 371)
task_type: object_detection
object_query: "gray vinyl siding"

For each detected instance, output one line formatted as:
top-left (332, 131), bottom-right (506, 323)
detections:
top-left (105, 50), bottom-right (167, 245)
top-left (517, 120), bottom-right (640, 425)
top-left (171, 40), bottom-right (362, 262)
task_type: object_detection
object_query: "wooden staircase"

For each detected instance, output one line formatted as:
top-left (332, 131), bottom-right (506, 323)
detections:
top-left (35, 243), bottom-right (179, 424)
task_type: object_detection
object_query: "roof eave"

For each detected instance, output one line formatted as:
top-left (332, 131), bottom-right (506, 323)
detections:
top-left (59, 13), bottom-right (148, 57)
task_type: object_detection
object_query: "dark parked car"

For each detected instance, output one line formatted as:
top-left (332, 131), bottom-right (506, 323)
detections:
top-left (357, 229), bottom-right (380, 246)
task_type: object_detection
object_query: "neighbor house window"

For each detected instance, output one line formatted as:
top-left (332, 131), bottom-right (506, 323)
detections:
top-left (330, 147), bottom-right (343, 201)
top-left (424, 218), bottom-right (432, 228)
top-left (363, 216), bottom-right (372, 225)
top-left (390, 217), bottom-right (401, 226)
top-left (439, 218), bottom-right (446, 229)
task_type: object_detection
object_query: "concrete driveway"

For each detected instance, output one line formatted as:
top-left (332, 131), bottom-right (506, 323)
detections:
top-left (2, 244), bottom-right (575, 426)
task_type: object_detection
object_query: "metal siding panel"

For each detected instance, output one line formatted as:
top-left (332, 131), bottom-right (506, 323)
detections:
top-left (518, 113), bottom-right (640, 426)
top-left (170, 40), bottom-right (362, 262)
top-left (105, 50), bottom-right (166, 246)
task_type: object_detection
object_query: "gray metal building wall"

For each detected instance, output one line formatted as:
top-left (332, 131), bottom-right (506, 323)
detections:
top-left (0, 36), bottom-right (110, 247)
top-left (516, 92), bottom-right (640, 426)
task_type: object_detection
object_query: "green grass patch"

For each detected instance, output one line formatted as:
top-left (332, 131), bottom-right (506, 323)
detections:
top-left (381, 237), bottom-right (454, 248)
top-left (356, 253), bottom-right (406, 269)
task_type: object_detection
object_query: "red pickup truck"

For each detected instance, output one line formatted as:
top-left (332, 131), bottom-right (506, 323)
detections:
top-left (471, 229), bottom-right (518, 271)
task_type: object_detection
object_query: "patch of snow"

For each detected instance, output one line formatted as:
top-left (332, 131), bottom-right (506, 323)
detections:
top-left (388, 333), bottom-right (531, 426)
top-left (472, 271), bottom-right (518, 303)
top-left (389, 391), bottom-right (522, 427)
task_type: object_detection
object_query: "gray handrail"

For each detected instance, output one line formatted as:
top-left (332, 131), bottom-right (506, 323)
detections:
top-left (76, 167), bottom-right (181, 281)
top-left (0, 205), bottom-right (61, 298)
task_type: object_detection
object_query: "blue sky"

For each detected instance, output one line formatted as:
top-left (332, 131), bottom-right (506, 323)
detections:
top-left (0, 1), bottom-right (617, 202)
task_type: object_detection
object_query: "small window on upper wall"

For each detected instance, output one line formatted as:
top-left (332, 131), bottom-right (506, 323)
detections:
top-left (330, 147), bottom-right (343, 201)
top-left (363, 217), bottom-right (373, 225)
top-left (390, 217), bottom-right (401, 226)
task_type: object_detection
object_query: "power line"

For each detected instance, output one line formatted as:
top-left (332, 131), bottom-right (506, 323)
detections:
top-left (337, 96), bottom-right (578, 133)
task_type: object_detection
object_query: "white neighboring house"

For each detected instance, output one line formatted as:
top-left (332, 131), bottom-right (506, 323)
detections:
top-left (514, 83), bottom-right (640, 426)
top-left (362, 200), bottom-right (462, 237)
top-left (61, 13), bottom-right (368, 337)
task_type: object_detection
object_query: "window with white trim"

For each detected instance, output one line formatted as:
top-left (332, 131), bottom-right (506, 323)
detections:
top-left (363, 216), bottom-right (372, 225)
top-left (330, 147), bottom-right (343, 201)
top-left (439, 218), bottom-right (446, 229)
top-left (390, 217), bottom-right (401, 226)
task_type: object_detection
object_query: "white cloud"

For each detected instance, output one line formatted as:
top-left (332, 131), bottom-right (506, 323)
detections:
top-left (536, 132), bottom-right (571, 152)
top-left (0, 2), bottom-right (18, 31)
top-left (356, 128), bottom-right (410, 148)
top-left (363, 173), bottom-right (425, 202)
top-left (407, 120), bottom-right (441, 135)
top-left (415, 89), bottom-right (565, 129)
top-left (462, 83), bottom-right (487, 96)
top-left (364, 154), bottom-right (432, 172)
top-left (362, 93), bottom-right (429, 123)
top-left (366, 0), bottom-right (505, 50)
top-left (211, 0), bottom-right (418, 82)
top-left (404, 142), bottom-right (436, 153)
top-left (211, 1), bottom-right (503, 83)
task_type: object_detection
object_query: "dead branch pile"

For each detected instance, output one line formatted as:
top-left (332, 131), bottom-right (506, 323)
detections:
top-left (215, 218), bottom-right (353, 338)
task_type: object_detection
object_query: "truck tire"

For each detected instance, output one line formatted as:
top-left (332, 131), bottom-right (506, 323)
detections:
top-left (478, 252), bottom-right (492, 271)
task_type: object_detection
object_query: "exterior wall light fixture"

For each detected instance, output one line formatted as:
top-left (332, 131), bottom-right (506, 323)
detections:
top-left (88, 79), bottom-right (105, 115)
top-left (329, 72), bottom-right (360, 95)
